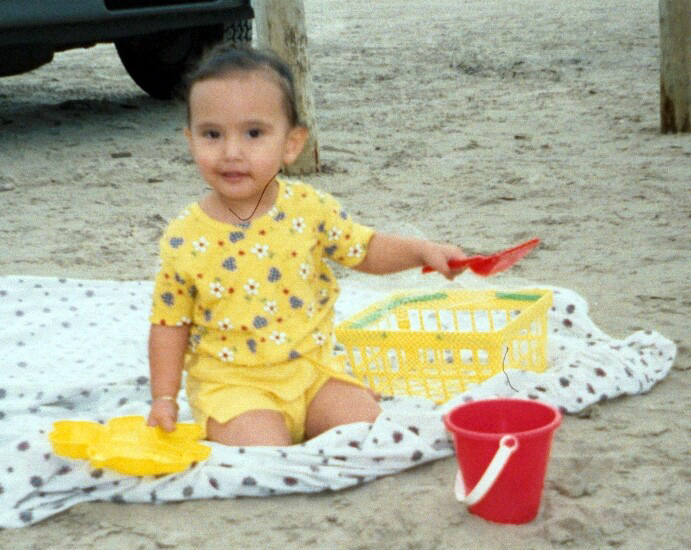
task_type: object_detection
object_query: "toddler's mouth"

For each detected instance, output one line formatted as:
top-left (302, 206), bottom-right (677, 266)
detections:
top-left (220, 171), bottom-right (250, 182)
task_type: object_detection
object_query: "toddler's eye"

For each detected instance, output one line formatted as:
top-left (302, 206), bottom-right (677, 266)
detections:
top-left (203, 130), bottom-right (220, 139)
top-left (247, 128), bottom-right (262, 138)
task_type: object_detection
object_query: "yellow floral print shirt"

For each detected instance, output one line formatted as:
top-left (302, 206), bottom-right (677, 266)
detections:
top-left (150, 179), bottom-right (374, 387)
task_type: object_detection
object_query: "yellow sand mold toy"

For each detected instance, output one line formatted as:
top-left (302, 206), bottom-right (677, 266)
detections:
top-left (49, 415), bottom-right (211, 476)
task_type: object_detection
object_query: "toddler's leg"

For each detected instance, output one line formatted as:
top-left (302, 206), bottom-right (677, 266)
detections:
top-left (304, 379), bottom-right (381, 440)
top-left (207, 410), bottom-right (292, 446)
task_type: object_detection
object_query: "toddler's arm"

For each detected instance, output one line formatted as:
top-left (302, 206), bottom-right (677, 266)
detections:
top-left (146, 324), bottom-right (190, 432)
top-left (355, 233), bottom-right (465, 280)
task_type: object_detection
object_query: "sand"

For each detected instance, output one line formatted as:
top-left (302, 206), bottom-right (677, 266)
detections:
top-left (0, 0), bottom-right (689, 548)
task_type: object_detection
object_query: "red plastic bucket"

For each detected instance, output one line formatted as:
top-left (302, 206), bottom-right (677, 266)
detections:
top-left (444, 398), bottom-right (561, 524)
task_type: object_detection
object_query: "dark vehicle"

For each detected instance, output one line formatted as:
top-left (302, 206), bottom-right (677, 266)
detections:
top-left (0, 1), bottom-right (253, 98)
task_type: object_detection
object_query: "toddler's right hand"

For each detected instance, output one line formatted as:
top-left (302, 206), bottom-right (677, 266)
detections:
top-left (146, 398), bottom-right (178, 432)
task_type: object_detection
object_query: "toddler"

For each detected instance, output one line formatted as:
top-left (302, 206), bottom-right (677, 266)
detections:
top-left (147, 46), bottom-right (466, 446)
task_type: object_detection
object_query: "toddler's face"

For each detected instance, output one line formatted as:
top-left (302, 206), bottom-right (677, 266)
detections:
top-left (184, 71), bottom-right (306, 210)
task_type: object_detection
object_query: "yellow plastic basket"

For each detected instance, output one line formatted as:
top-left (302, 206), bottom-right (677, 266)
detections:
top-left (334, 289), bottom-right (552, 403)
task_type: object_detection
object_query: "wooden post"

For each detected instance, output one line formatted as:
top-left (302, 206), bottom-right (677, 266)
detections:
top-left (253, 0), bottom-right (320, 174)
top-left (660, 0), bottom-right (691, 133)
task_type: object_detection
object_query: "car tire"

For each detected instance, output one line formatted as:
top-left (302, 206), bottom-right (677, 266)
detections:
top-left (115, 20), bottom-right (251, 100)
top-left (224, 18), bottom-right (252, 48)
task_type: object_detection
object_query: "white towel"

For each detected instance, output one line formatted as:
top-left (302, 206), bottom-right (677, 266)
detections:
top-left (0, 276), bottom-right (675, 527)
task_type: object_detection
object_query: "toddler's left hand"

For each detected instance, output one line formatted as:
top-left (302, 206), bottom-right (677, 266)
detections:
top-left (421, 242), bottom-right (466, 280)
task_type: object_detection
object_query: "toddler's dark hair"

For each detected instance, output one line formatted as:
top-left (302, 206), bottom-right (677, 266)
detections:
top-left (184, 45), bottom-right (301, 127)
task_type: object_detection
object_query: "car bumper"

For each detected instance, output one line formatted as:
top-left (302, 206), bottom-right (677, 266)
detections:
top-left (0, 0), bottom-right (253, 46)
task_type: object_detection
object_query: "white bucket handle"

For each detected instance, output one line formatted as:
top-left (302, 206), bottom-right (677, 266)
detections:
top-left (454, 434), bottom-right (519, 505)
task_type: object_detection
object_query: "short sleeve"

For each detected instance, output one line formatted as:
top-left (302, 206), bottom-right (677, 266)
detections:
top-left (319, 191), bottom-right (375, 268)
top-left (149, 234), bottom-right (195, 326)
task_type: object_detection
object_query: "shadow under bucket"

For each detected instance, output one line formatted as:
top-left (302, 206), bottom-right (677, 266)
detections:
top-left (444, 398), bottom-right (562, 524)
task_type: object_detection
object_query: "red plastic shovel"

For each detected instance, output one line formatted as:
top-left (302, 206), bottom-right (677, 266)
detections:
top-left (422, 237), bottom-right (540, 276)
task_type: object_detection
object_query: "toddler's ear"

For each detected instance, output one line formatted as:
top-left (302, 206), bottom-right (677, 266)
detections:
top-left (283, 125), bottom-right (309, 165)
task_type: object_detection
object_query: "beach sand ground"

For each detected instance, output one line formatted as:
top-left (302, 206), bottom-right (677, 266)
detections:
top-left (0, 1), bottom-right (688, 548)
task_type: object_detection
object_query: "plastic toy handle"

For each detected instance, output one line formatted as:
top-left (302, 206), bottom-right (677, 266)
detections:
top-left (421, 257), bottom-right (473, 274)
top-left (422, 238), bottom-right (540, 276)
top-left (454, 434), bottom-right (519, 506)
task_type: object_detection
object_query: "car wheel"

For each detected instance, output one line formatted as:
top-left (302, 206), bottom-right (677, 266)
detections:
top-left (224, 18), bottom-right (252, 48)
top-left (115, 24), bottom-right (228, 100)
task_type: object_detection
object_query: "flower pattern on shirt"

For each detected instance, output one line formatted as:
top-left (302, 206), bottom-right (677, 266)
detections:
top-left (244, 278), bottom-right (260, 296)
top-left (150, 179), bottom-right (374, 366)
top-left (298, 263), bottom-right (311, 280)
top-left (348, 243), bottom-right (365, 259)
top-left (218, 318), bottom-right (233, 330)
top-left (269, 331), bottom-right (287, 345)
top-left (263, 301), bottom-right (278, 315)
top-left (218, 347), bottom-right (235, 362)
top-left (292, 217), bottom-right (306, 233)
top-left (193, 237), bottom-right (209, 253)
top-left (210, 281), bottom-right (225, 298)
top-left (251, 244), bottom-right (270, 259)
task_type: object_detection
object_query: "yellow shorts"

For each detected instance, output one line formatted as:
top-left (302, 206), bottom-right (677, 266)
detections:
top-left (187, 369), bottom-right (333, 444)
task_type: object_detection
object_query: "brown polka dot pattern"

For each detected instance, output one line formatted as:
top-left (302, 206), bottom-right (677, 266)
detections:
top-left (0, 277), bottom-right (676, 527)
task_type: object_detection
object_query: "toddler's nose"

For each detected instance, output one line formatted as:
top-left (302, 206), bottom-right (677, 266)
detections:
top-left (223, 137), bottom-right (243, 160)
